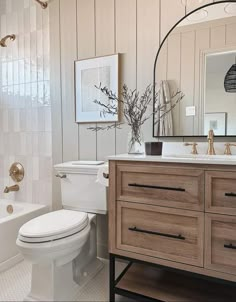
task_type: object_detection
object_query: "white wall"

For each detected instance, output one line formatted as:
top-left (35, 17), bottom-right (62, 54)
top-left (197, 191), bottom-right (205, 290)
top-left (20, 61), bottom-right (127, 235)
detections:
top-left (206, 52), bottom-right (236, 135)
top-left (0, 0), bottom-right (52, 206)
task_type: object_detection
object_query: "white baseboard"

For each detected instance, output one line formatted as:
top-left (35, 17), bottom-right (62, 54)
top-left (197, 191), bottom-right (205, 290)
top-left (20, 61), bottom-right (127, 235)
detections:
top-left (0, 254), bottom-right (24, 273)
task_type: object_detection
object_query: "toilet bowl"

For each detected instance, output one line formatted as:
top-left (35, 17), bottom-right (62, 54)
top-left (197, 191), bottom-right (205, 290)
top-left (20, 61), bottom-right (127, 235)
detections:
top-left (17, 210), bottom-right (93, 301)
top-left (17, 161), bottom-right (107, 302)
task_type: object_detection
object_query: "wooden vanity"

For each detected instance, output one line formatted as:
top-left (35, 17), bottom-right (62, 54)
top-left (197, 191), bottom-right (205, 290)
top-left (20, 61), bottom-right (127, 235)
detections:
top-left (108, 156), bottom-right (236, 301)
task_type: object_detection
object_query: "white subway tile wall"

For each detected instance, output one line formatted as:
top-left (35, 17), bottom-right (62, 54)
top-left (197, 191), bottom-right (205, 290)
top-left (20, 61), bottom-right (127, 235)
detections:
top-left (0, 0), bottom-right (52, 206)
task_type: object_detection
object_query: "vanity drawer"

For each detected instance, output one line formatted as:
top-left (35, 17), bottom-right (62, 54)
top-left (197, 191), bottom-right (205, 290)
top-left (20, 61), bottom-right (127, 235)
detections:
top-left (117, 164), bottom-right (204, 211)
top-left (117, 201), bottom-right (204, 267)
top-left (206, 171), bottom-right (236, 215)
top-left (205, 214), bottom-right (236, 275)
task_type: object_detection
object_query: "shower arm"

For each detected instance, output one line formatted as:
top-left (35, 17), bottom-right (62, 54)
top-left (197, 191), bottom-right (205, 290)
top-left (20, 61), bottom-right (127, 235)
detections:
top-left (0, 35), bottom-right (16, 47)
top-left (34, 0), bottom-right (48, 9)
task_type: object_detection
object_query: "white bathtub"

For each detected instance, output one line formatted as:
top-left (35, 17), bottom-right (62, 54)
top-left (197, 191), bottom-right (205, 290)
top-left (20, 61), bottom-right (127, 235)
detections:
top-left (0, 200), bottom-right (48, 272)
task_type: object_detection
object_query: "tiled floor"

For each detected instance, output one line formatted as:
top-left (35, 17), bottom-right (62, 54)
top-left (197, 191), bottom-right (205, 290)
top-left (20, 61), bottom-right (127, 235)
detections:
top-left (0, 260), bottom-right (133, 302)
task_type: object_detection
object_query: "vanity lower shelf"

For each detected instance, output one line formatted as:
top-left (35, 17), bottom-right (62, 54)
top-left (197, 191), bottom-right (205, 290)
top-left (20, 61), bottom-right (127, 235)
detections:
top-left (112, 255), bottom-right (236, 302)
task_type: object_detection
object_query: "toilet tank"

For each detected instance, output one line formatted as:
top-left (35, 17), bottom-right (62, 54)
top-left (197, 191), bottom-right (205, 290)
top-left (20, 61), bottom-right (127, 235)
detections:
top-left (54, 161), bottom-right (107, 214)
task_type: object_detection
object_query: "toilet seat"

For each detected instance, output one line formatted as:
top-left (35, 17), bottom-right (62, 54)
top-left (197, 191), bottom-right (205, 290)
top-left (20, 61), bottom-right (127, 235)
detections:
top-left (18, 209), bottom-right (89, 243)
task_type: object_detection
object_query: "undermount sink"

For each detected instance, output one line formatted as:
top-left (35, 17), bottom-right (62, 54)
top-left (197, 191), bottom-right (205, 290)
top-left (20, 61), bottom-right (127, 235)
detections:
top-left (163, 154), bottom-right (236, 161)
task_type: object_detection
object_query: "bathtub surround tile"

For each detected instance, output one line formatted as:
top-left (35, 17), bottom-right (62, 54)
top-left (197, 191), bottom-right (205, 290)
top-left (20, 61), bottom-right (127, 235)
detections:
top-left (0, 1), bottom-right (52, 206)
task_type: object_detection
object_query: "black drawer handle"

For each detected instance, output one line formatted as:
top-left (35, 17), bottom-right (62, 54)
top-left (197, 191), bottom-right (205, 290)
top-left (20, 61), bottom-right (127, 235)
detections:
top-left (128, 183), bottom-right (185, 192)
top-left (129, 227), bottom-right (185, 240)
top-left (225, 192), bottom-right (236, 197)
top-left (224, 244), bottom-right (236, 250)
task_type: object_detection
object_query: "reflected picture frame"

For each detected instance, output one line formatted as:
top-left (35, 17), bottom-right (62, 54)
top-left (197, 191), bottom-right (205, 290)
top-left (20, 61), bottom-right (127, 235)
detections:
top-left (75, 54), bottom-right (119, 123)
top-left (204, 112), bottom-right (227, 135)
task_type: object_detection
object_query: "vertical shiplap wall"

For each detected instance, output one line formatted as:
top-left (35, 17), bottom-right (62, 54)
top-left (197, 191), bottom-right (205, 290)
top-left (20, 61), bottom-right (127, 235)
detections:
top-left (96, 0), bottom-right (116, 160)
top-left (50, 0), bottom-right (223, 209)
top-left (50, 0), bottom-right (221, 168)
top-left (115, 0), bottom-right (137, 154)
top-left (77, 0), bottom-right (97, 161)
top-left (51, 0), bottom-right (162, 167)
top-left (49, 0), bottom-right (223, 205)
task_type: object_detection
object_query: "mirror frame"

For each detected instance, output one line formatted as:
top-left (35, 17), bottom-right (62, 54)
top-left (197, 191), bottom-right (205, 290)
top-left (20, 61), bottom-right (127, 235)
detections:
top-left (153, 0), bottom-right (236, 138)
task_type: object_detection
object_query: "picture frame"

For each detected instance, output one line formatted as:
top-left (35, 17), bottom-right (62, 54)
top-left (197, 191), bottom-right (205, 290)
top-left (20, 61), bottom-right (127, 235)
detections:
top-left (204, 112), bottom-right (227, 135)
top-left (75, 54), bottom-right (119, 123)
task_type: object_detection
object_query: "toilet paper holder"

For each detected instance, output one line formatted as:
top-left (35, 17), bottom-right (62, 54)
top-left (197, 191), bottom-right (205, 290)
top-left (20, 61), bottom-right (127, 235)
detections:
top-left (103, 173), bottom-right (109, 179)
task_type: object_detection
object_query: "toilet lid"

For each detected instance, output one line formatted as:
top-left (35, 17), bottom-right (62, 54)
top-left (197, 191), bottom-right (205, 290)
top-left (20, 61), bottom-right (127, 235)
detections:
top-left (18, 210), bottom-right (89, 243)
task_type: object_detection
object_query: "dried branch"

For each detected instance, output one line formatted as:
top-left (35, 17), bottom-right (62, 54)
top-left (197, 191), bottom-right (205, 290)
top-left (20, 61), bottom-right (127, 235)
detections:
top-left (88, 123), bottom-right (124, 132)
top-left (87, 83), bottom-right (184, 137)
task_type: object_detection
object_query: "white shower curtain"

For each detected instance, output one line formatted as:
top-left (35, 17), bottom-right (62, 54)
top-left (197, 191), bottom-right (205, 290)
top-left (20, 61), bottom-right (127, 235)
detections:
top-left (156, 80), bottom-right (173, 136)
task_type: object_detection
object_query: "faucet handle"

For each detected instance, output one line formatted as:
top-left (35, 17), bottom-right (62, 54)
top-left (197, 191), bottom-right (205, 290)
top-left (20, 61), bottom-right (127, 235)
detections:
top-left (224, 143), bottom-right (236, 155)
top-left (184, 142), bottom-right (198, 155)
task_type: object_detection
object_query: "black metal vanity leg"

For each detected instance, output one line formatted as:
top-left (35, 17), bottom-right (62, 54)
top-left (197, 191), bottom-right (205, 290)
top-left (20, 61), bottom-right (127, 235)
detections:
top-left (109, 254), bottom-right (115, 302)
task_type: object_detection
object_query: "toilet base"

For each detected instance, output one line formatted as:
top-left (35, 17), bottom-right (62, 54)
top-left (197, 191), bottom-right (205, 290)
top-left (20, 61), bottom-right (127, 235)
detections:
top-left (24, 260), bottom-right (78, 302)
top-left (24, 258), bottom-right (104, 302)
top-left (75, 257), bottom-right (104, 287)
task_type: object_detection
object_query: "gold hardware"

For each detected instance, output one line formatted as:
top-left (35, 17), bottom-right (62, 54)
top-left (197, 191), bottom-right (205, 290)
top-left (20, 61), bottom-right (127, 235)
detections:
top-left (34, 0), bottom-right (48, 9)
top-left (0, 34), bottom-right (16, 47)
top-left (55, 174), bottom-right (67, 179)
top-left (4, 185), bottom-right (20, 194)
top-left (224, 143), bottom-right (236, 155)
top-left (184, 143), bottom-right (198, 154)
top-left (207, 129), bottom-right (216, 155)
top-left (7, 205), bottom-right (14, 214)
top-left (9, 163), bottom-right (24, 183)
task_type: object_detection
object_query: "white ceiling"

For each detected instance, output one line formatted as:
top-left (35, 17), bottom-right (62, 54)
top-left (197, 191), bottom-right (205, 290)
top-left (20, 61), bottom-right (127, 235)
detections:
top-left (179, 2), bottom-right (236, 27)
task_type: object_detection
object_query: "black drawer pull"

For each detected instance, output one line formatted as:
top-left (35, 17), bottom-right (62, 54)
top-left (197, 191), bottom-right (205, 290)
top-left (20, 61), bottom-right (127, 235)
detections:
top-left (128, 183), bottom-right (185, 192)
top-left (129, 227), bottom-right (185, 240)
top-left (225, 192), bottom-right (236, 197)
top-left (224, 244), bottom-right (236, 250)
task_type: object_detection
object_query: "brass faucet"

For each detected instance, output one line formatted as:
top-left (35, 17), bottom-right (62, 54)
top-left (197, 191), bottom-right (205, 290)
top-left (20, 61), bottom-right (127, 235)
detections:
top-left (224, 143), bottom-right (236, 155)
top-left (4, 185), bottom-right (19, 193)
top-left (184, 143), bottom-right (198, 154)
top-left (207, 130), bottom-right (216, 155)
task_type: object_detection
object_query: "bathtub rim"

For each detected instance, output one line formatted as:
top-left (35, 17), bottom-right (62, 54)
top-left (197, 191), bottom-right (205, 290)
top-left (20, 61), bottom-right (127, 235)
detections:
top-left (0, 200), bottom-right (48, 224)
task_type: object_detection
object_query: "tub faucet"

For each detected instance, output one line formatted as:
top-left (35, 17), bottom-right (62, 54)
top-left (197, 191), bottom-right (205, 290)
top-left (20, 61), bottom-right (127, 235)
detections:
top-left (207, 129), bottom-right (216, 155)
top-left (4, 184), bottom-right (19, 193)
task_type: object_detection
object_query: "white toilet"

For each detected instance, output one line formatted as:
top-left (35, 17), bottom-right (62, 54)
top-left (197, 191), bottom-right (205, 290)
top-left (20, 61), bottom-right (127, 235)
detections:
top-left (17, 161), bottom-right (107, 302)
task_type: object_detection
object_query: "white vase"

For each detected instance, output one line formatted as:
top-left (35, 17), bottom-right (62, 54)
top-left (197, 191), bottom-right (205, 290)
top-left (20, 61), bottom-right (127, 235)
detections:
top-left (127, 129), bottom-right (145, 154)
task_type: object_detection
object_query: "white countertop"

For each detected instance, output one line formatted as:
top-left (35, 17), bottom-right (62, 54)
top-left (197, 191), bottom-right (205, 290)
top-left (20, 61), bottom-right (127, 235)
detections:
top-left (108, 154), bottom-right (236, 166)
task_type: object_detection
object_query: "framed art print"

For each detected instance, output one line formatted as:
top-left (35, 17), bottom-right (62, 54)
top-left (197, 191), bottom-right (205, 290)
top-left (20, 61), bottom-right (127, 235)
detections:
top-left (75, 54), bottom-right (119, 123)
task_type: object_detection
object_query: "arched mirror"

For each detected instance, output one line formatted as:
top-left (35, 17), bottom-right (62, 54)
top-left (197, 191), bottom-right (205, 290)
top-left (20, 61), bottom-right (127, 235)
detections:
top-left (153, 0), bottom-right (236, 137)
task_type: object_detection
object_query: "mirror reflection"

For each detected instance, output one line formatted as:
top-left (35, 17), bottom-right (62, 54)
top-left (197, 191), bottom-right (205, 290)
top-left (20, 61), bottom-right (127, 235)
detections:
top-left (154, 2), bottom-right (236, 137)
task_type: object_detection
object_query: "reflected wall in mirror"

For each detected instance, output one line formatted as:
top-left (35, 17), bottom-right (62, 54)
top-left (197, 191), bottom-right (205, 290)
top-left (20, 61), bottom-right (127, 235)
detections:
top-left (153, 1), bottom-right (236, 137)
top-left (205, 50), bottom-right (236, 135)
